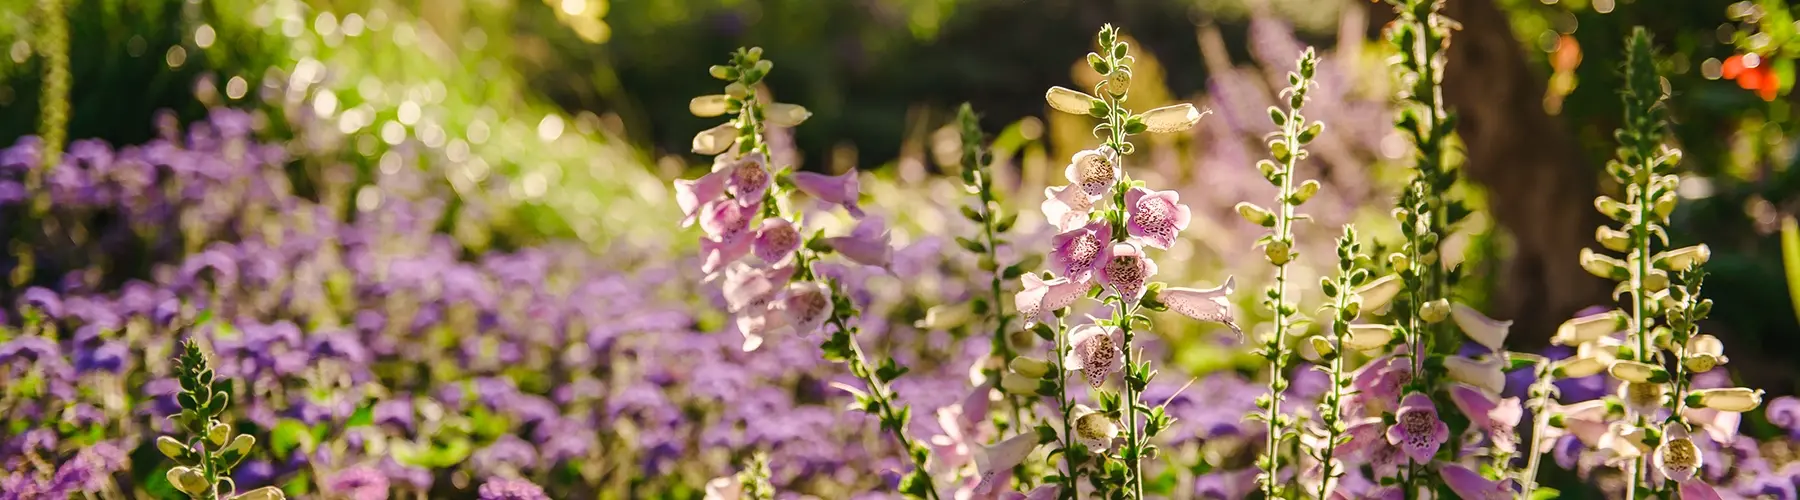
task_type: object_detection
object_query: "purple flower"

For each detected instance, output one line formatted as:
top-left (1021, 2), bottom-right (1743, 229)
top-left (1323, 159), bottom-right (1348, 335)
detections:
top-left (1157, 277), bottom-right (1238, 332)
top-left (323, 466), bottom-right (390, 500)
top-left (1768, 396), bottom-right (1800, 439)
top-left (1384, 392), bottom-right (1448, 464)
top-left (676, 169), bottom-right (730, 227)
top-left (1440, 463), bottom-right (1515, 500)
top-left (1063, 146), bottom-right (1119, 197)
top-left (477, 477), bottom-right (550, 500)
top-left (752, 218), bottom-right (801, 264)
top-left (1014, 273), bottom-right (1085, 328)
top-left (1048, 220), bottom-right (1110, 283)
top-left (1124, 187), bottom-right (1191, 249)
top-left (720, 153), bottom-right (771, 206)
top-left (823, 216), bottom-right (893, 269)
top-left (972, 432), bottom-right (1038, 498)
top-left (373, 399), bottom-right (414, 433)
top-left (1064, 324), bottom-right (1122, 389)
top-left (1447, 383), bottom-right (1522, 454)
top-left (472, 435), bottom-right (539, 475)
top-left (926, 383), bottom-right (993, 475)
top-left (790, 170), bottom-right (863, 218)
top-left (18, 287), bottom-right (62, 319)
top-left (1041, 184), bottom-right (1094, 232)
top-left (1098, 242), bottom-right (1156, 304)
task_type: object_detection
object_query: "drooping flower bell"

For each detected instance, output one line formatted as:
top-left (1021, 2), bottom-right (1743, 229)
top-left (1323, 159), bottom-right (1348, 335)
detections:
top-left (1440, 463), bottom-right (1517, 500)
top-left (1015, 273), bottom-right (1087, 328)
top-left (973, 433), bottom-right (1040, 497)
top-left (752, 218), bottom-right (801, 264)
top-left (1155, 277), bottom-right (1237, 330)
top-left (1098, 241), bottom-right (1157, 304)
top-left (1654, 422), bottom-right (1703, 483)
top-left (1064, 323), bottom-right (1123, 389)
top-left (1063, 146), bottom-right (1120, 198)
top-left (675, 169), bottom-right (729, 227)
top-left (1449, 303), bottom-right (1511, 352)
top-left (1069, 404), bottom-right (1121, 451)
top-left (1124, 187), bottom-right (1191, 250)
top-left (1385, 392), bottom-right (1449, 464)
top-left (1447, 383), bottom-right (1523, 454)
top-left (1049, 220), bottom-right (1111, 283)
top-left (775, 282), bottom-right (833, 338)
top-left (719, 153), bottom-right (771, 206)
top-left (1042, 184), bottom-right (1095, 232)
top-left (791, 170), bottom-right (864, 218)
top-left (824, 216), bottom-right (893, 269)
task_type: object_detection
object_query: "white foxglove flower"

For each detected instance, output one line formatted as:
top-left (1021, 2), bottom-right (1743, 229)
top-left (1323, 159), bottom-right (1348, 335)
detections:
top-left (1070, 404), bottom-right (1121, 451)
top-left (1344, 324), bottom-right (1396, 352)
top-left (1553, 309), bottom-right (1626, 346)
top-left (1683, 334), bottom-right (1728, 373)
top-left (1450, 303), bottom-right (1510, 351)
top-left (766, 103), bottom-right (812, 127)
top-left (1000, 371), bottom-right (1040, 395)
top-left (1654, 423), bottom-right (1703, 483)
top-left (1354, 274), bottom-right (1402, 315)
top-left (1139, 103), bottom-right (1205, 133)
top-left (1444, 355), bottom-right (1506, 396)
top-left (1045, 86), bottom-right (1098, 115)
top-left (690, 95), bottom-right (730, 117)
top-left (1620, 381), bottom-right (1667, 417)
top-left (1653, 244), bottom-right (1711, 271)
top-left (1608, 360), bottom-right (1663, 384)
top-left (692, 123), bottom-right (737, 155)
top-left (1688, 388), bottom-right (1764, 413)
top-left (1550, 340), bottom-right (1615, 378)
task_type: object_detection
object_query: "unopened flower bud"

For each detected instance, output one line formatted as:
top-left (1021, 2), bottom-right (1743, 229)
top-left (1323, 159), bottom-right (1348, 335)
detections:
top-left (691, 123), bottom-right (737, 155)
top-left (689, 95), bottom-right (730, 117)
top-left (1235, 202), bottom-right (1275, 227)
top-left (1265, 240), bottom-right (1292, 265)
top-left (1344, 324), bottom-right (1396, 351)
top-left (1687, 388), bottom-right (1763, 412)
top-left (1140, 103), bottom-right (1204, 133)
top-left (1653, 193), bottom-right (1678, 220)
top-left (766, 103), bottom-right (812, 127)
top-left (1387, 252), bottom-right (1409, 271)
top-left (157, 436), bottom-right (188, 460)
top-left (1354, 274), bottom-right (1402, 315)
top-left (724, 82), bottom-right (750, 99)
top-left (1000, 372), bottom-right (1041, 395)
top-left (1419, 299), bottom-right (1450, 323)
top-left (1654, 244), bottom-right (1711, 272)
top-left (1290, 180), bottom-right (1321, 206)
top-left (1683, 334), bottom-right (1727, 373)
top-left (1307, 335), bottom-right (1336, 360)
top-left (1580, 248), bottom-right (1628, 280)
top-left (235, 486), bottom-right (288, 500)
top-left (1595, 226), bottom-right (1631, 253)
top-left (1554, 310), bottom-right (1627, 346)
top-left (1009, 357), bottom-right (1052, 378)
top-left (1046, 87), bottom-right (1098, 116)
top-left (1608, 360), bottom-right (1665, 384)
top-left (168, 466), bottom-right (208, 495)
top-left (708, 65), bottom-right (735, 80)
top-left (224, 434), bottom-right (256, 457)
top-left (1644, 269), bottom-right (1669, 292)
top-left (1106, 70), bottom-right (1131, 95)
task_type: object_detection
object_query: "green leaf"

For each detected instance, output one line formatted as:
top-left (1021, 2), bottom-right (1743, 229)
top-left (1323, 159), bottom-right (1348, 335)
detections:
top-left (956, 237), bottom-right (986, 253)
top-left (994, 212), bottom-right (1018, 233)
top-left (1529, 487), bottom-right (1561, 500)
top-left (1783, 215), bottom-right (1800, 326)
top-left (270, 419), bottom-right (314, 457)
top-left (820, 331), bottom-right (854, 363)
top-left (346, 403), bottom-right (375, 428)
top-left (875, 359), bottom-right (910, 383)
top-left (1088, 53), bottom-right (1111, 75)
top-left (960, 205), bottom-right (984, 222)
top-left (1122, 117), bottom-right (1147, 135)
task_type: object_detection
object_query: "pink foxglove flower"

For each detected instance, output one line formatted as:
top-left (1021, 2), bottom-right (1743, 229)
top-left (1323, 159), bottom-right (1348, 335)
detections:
top-left (824, 216), bottom-right (892, 269)
top-left (1677, 480), bottom-right (1724, 500)
top-left (1385, 392), bottom-right (1449, 464)
top-left (1041, 184), bottom-right (1095, 232)
top-left (1443, 355), bottom-right (1506, 397)
top-left (675, 169), bottom-right (729, 227)
top-left (720, 263), bottom-right (793, 313)
top-left (973, 433), bottom-right (1039, 497)
top-left (927, 383), bottom-right (994, 476)
top-left (1450, 303), bottom-right (1511, 352)
top-left (1098, 241), bottom-right (1157, 304)
top-left (1348, 356), bottom-right (1411, 415)
top-left (1015, 273), bottom-right (1087, 328)
top-left (1064, 324), bottom-right (1123, 389)
top-left (752, 218), bottom-right (801, 264)
top-left (1447, 383), bottom-right (1523, 454)
top-left (1063, 146), bottom-right (1119, 197)
top-left (1440, 463), bottom-right (1517, 500)
top-left (775, 282), bottom-right (833, 338)
top-left (1049, 221), bottom-right (1111, 283)
top-left (1542, 400), bottom-right (1613, 448)
top-left (1655, 423), bottom-right (1703, 483)
top-left (1158, 277), bottom-right (1238, 332)
top-left (1124, 187), bottom-right (1191, 250)
top-left (1335, 417), bottom-right (1388, 462)
top-left (720, 153), bottom-right (771, 206)
top-left (1680, 406), bottom-right (1741, 444)
top-left (790, 170), bottom-right (864, 218)
top-left (1068, 404), bottom-right (1121, 451)
top-left (699, 198), bottom-right (759, 244)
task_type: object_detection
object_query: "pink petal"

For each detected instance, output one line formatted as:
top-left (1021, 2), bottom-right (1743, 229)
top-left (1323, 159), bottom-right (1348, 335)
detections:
top-left (1678, 481), bottom-right (1724, 500)
top-left (974, 433), bottom-right (1038, 495)
top-left (1160, 277), bottom-right (1238, 333)
top-left (700, 235), bottom-right (753, 275)
top-left (675, 170), bottom-right (728, 227)
top-left (959, 383), bottom-right (993, 431)
top-left (1041, 185), bottom-right (1093, 232)
top-left (791, 171), bottom-right (863, 218)
top-left (1441, 464), bottom-right (1511, 500)
top-left (1448, 383), bottom-right (1499, 430)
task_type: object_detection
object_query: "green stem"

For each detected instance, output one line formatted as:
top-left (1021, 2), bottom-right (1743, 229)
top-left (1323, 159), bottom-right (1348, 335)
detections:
top-left (1520, 363), bottom-right (1554, 498)
top-left (978, 169), bottom-right (1026, 435)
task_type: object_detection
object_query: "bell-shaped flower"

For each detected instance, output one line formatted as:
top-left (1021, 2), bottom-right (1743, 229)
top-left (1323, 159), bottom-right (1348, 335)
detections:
top-left (1049, 221), bottom-right (1111, 283)
top-left (1544, 399), bottom-right (1613, 448)
top-left (973, 433), bottom-right (1039, 497)
top-left (1334, 417), bottom-right (1389, 462)
top-left (1596, 422), bottom-right (1649, 466)
top-left (774, 282), bottom-right (834, 339)
top-left (1099, 242), bottom-right (1158, 304)
top-left (1353, 274), bottom-right (1402, 315)
top-left (1444, 355), bottom-right (1507, 397)
top-left (675, 169), bottom-right (729, 227)
top-left (692, 123), bottom-right (737, 155)
top-left (700, 198), bottom-right (760, 244)
top-left (752, 218), bottom-right (801, 264)
top-left (1015, 273), bottom-right (1087, 328)
top-left (701, 229), bottom-right (756, 276)
top-left (1441, 463), bottom-right (1517, 500)
top-left (824, 216), bottom-right (892, 269)
top-left (1139, 103), bottom-right (1205, 133)
top-left (766, 103), bottom-right (812, 127)
top-left (1655, 423), bottom-right (1704, 483)
top-left (1619, 381), bottom-right (1668, 418)
top-left (1124, 187), bottom-right (1192, 250)
top-left (1683, 334), bottom-right (1728, 373)
top-left (720, 153), bottom-right (772, 207)
top-left (1450, 303), bottom-right (1511, 351)
top-left (1681, 406), bottom-right (1741, 444)
top-left (735, 302), bottom-right (787, 352)
top-left (1064, 324), bottom-right (1123, 389)
top-left (1550, 339), bottom-right (1618, 378)
top-left (790, 170), bottom-right (864, 218)
top-left (689, 95), bottom-right (729, 117)
top-left (1553, 309), bottom-right (1627, 346)
top-left (1687, 388), bottom-right (1764, 413)
top-left (1348, 356), bottom-right (1411, 414)
top-left (927, 383), bottom-right (994, 476)
top-left (1608, 360), bottom-right (1664, 384)
top-left (720, 263), bottom-right (793, 313)
top-left (1069, 404), bottom-right (1121, 451)
top-left (1385, 392), bottom-right (1450, 464)
top-left (1157, 277), bottom-right (1237, 330)
top-left (1677, 481), bottom-right (1725, 500)
top-left (1653, 244), bottom-right (1711, 271)
top-left (703, 474), bottom-right (742, 500)
top-left (1447, 383), bottom-right (1523, 454)
top-left (1064, 146), bottom-right (1120, 198)
top-left (1045, 86), bottom-right (1098, 115)
top-left (1041, 184), bottom-right (1095, 232)
top-left (1344, 324), bottom-right (1396, 352)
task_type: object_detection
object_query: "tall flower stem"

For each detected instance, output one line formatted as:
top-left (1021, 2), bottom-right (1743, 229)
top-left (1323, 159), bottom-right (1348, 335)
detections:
top-left (955, 104), bottom-right (1027, 435)
top-left (1311, 225), bottom-right (1366, 500)
top-left (1519, 360), bottom-right (1555, 497)
top-left (1050, 315), bottom-right (1081, 497)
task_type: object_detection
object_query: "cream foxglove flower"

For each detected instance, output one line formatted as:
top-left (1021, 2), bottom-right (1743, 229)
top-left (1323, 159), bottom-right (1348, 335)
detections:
top-left (1620, 381), bottom-right (1667, 417)
top-left (1552, 309), bottom-right (1627, 346)
top-left (1045, 86), bottom-right (1098, 115)
top-left (1608, 360), bottom-right (1664, 384)
top-left (1008, 356), bottom-right (1052, 378)
top-left (1653, 244), bottom-right (1711, 271)
top-left (1344, 324), bottom-right (1397, 352)
top-left (692, 123), bottom-right (737, 155)
top-left (690, 94), bottom-right (730, 117)
top-left (1688, 388), bottom-right (1764, 413)
top-left (1353, 274), bottom-right (1402, 315)
top-left (1550, 339), bottom-right (1618, 377)
top-left (973, 433), bottom-right (1039, 497)
top-left (766, 103), bottom-right (812, 127)
top-left (1683, 334), bottom-right (1728, 373)
top-left (1654, 423), bottom-right (1703, 483)
top-left (1064, 324), bottom-right (1123, 389)
top-left (1444, 355), bottom-right (1506, 396)
top-left (1139, 103), bottom-right (1206, 133)
top-left (1450, 303), bottom-right (1510, 351)
top-left (1070, 404), bottom-right (1121, 451)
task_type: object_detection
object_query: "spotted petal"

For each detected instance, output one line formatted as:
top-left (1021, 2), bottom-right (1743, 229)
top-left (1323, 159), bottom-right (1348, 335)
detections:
top-left (1160, 277), bottom-right (1238, 335)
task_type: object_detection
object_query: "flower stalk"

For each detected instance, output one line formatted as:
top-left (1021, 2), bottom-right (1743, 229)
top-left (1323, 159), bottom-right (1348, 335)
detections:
top-left (1239, 46), bottom-right (1324, 500)
top-left (159, 338), bottom-right (287, 500)
top-left (1308, 225), bottom-right (1369, 499)
top-left (955, 103), bottom-right (1031, 435)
